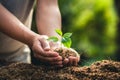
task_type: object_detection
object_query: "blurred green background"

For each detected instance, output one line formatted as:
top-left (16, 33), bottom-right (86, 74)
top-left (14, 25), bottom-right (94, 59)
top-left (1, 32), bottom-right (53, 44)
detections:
top-left (32, 0), bottom-right (120, 66)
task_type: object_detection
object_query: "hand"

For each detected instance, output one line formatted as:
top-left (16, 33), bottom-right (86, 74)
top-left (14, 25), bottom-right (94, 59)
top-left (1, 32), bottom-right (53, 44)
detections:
top-left (63, 56), bottom-right (80, 66)
top-left (31, 35), bottom-right (63, 67)
top-left (49, 42), bottom-right (80, 66)
top-left (63, 49), bottom-right (80, 66)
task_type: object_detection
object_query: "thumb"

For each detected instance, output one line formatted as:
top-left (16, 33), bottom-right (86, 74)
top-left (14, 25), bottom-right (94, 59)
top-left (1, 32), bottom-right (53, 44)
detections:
top-left (49, 41), bottom-right (61, 50)
top-left (43, 41), bottom-right (50, 51)
top-left (40, 36), bottom-right (50, 51)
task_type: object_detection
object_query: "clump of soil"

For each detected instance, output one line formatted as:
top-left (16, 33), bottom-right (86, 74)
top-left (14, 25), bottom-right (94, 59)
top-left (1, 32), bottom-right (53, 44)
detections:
top-left (54, 47), bottom-right (80, 59)
top-left (0, 60), bottom-right (120, 80)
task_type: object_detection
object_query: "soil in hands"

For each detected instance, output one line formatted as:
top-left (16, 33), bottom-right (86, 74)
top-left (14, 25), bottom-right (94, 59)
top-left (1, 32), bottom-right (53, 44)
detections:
top-left (0, 48), bottom-right (120, 80)
top-left (54, 47), bottom-right (80, 59)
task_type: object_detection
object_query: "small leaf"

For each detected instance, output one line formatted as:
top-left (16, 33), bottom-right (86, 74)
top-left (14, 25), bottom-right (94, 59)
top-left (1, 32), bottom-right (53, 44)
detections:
top-left (62, 37), bottom-right (67, 43)
top-left (63, 33), bottom-right (72, 38)
top-left (55, 29), bottom-right (63, 36)
top-left (62, 37), bottom-right (72, 48)
top-left (47, 36), bottom-right (58, 42)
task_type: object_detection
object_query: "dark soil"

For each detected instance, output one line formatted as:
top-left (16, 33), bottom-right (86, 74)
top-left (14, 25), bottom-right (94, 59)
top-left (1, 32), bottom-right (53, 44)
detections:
top-left (0, 60), bottom-right (120, 80)
top-left (54, 47), bottom-right (80, 59)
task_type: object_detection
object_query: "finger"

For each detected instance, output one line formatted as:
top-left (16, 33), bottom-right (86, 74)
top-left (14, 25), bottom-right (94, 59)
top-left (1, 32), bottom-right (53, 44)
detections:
top-left (68, 56), bottom-right (77, 66)
top-left (50, 61), bottom-right (63, 65)
top-left (33, 39), bottom-right (59, 58)
top-left (43, 51), bottom-right (59, 57)
top-left (39, 36), bottom-right (50, 51)
top-left (73, 57), bottom-right (78, 66)
top-left (34, 53), bottom-right (63, 67)
top-left (63, 58), bottom-right (69, 65)
top-left (77, 56), bottom-right (80, 62)
top-left (33, 42), bottom-right (58, 57)
top-left (49, 41), bottom-right (61, 49)
top-left (68, 57), bottom-right (73, 66)
top-left (70, 57), bottom-right (78, 66)
top-left (69, 57), bottom-right (78, 66)
top-left (34, 54), bottom-right (62, 62)
top-left (34, 45), bottom-right (59, 57)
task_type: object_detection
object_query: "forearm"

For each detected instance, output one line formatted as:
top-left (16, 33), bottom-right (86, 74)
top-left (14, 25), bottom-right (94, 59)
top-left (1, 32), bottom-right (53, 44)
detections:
top-left (0, 4), bottom-right (37, 47)
top-left (36, 0), bottom-right (61, 39)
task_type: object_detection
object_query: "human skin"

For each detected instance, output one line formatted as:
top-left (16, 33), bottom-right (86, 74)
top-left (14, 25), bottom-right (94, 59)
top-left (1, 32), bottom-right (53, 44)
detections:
top-left (0, 3), bottom-right (63, 67)
top-left (0, 0), bottom-right (80, 67)
top-left (36, 0), bottom-right (80, 66)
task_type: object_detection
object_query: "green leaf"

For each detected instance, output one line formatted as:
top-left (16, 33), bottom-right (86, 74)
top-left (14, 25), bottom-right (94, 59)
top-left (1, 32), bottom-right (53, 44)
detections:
top-left (55, 29), bottom-right (63, 36)
top-left (47, 36), bottom-right (58, 42)
top-left (62, 37), bottom-right (72, 48)
top-left (63, 33), bottom-right (72, 38)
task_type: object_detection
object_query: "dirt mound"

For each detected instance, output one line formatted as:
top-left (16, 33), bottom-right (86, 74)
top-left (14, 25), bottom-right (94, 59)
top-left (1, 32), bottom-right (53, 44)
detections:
top-left (0, 60), bottom-right (120, 80)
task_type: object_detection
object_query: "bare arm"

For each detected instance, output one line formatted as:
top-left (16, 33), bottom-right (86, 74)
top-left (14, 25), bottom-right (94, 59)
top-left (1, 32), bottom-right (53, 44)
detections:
top-left (36, 0), bottom-right (61, 39)
top-left (36, 0), bottom-right (80, 66)
top-left (0, 3), bottom-right (63, 67)
top-left (0, 3), bottom-right (37, 47)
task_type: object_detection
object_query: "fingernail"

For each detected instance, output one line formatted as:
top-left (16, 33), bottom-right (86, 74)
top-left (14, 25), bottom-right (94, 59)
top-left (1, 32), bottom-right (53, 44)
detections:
top-left (65, 58), bottom-right (69, 62)
top-left (58, 56), bottom-right (62, 60)
top-left (44, 47), bottom-right (50, 51)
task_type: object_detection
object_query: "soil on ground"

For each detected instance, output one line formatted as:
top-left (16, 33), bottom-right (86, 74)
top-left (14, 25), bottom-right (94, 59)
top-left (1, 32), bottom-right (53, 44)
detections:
top-left (0, 60), bottom-right (120, 80)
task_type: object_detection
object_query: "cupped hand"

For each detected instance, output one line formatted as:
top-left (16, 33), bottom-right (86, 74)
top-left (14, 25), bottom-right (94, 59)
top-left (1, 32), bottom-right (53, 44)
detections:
top-left (62, 54), bottom-right (80, 66)
top-left (31, 35), bottom-right (63, 67)
top-left (49, 41), bottom-right (80, 66)
top-left (63, 56), bottom-right (80, 66)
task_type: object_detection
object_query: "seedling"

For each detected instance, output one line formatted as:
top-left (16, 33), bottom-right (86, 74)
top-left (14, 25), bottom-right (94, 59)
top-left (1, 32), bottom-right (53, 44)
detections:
top-left (47, 29), bottom-right (72, 48)
top-left (48, 29), bottom-right (79, 61)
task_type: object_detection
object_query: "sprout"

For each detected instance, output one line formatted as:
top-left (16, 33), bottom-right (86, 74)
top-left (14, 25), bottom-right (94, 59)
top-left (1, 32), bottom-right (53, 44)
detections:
top-left (47, 29), bottom-right (72, 48)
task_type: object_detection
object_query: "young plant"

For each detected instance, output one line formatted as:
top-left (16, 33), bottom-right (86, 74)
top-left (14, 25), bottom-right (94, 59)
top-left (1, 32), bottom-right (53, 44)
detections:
top-left (48, 29), bottom-right (72, 48)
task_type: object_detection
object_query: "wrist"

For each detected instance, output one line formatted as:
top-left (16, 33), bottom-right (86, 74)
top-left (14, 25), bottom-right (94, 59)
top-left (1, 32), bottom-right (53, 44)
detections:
top-left (24, 31), bottom-right (39, 48)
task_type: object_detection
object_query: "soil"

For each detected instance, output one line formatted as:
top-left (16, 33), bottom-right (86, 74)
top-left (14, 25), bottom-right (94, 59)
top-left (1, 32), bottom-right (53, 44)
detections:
top-left (0, 60), bottom-right (120, 80)
top-left (0, 48), bottom-right (119, 80)
top-left (54, 47), bottom-right (80, 59)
